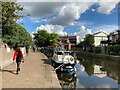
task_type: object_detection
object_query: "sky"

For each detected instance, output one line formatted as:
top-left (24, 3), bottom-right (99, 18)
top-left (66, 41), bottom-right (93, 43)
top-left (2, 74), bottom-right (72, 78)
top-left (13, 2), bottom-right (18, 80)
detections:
top-left (16, 0), bottom-right (120, 39)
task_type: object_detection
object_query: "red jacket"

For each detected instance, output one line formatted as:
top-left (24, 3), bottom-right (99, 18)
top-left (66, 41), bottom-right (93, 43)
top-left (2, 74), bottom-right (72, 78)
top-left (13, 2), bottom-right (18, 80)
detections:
top-left (13, 51), bottom-right (24, 61)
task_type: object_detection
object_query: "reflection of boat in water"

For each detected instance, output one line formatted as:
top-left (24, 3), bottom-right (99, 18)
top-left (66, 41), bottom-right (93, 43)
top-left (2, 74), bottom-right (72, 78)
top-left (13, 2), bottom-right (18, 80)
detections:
top-left (51, 49), bottom-right (77, 72)
top-left (57, 71), bottom-right (76, 89)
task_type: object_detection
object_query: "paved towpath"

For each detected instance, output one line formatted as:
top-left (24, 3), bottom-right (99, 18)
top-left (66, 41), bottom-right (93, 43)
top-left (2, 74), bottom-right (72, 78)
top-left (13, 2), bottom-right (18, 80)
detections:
top-left (2, 52), bottom-right (61, 88)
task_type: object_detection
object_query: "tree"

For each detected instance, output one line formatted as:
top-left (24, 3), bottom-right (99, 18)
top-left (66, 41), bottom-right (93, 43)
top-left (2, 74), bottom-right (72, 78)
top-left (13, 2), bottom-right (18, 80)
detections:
top-left (33, 30), bottom-right (58, 47)
top-left (84, 34), bottom-right (94, 46)
top-left (33, 30), bottom-right (49, 47)
top-left (2, 2), bottom-right (23, 37)
top-left (15, 24), bottom-right (32, 48)
top-left (79, 34), bottom-right (94, 46)
top-left (2, 2), bottom-right (32, 48)
top-left (49, 33), bottom-right (58, 45)
top-left (78, 34), bottom-right (94, 51)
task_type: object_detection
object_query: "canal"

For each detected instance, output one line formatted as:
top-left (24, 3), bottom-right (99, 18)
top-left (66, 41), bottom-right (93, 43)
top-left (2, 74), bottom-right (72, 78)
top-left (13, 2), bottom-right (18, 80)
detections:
top-left (56, 58), bottom-right (120, 89)
top-left (40, 49), bottom-right (120, 89)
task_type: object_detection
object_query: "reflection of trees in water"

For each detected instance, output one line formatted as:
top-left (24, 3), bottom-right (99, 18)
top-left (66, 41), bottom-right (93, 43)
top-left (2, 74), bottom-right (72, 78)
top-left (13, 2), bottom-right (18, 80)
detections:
top-left (57, 72), bottom-right (76, 89)
top-left (118, 61), bottom-right (120, 84)
top-left (80, 58), bottom-right (119, 84)
top-left (100, 60), bottom-right (119, 84)
top-left (80, 59), bottom-right (94, 76)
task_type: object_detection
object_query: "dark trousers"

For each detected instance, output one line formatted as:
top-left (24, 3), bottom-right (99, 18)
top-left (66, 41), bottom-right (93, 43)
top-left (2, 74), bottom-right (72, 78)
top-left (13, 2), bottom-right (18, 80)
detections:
top-left (16, 62), bottom-right (21, 72)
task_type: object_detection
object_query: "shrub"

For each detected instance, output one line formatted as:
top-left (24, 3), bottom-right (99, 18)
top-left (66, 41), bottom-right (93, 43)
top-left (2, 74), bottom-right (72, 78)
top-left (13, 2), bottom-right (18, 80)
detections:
top-left (95, 47), bottom-right (101, 53)
top-left (107, 45), bottom-right (120, 55)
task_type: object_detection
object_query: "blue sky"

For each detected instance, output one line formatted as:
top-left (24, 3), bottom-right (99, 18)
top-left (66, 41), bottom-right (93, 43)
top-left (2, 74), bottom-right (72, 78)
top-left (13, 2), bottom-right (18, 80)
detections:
top-left (17, 1), bottom-right (119, 39)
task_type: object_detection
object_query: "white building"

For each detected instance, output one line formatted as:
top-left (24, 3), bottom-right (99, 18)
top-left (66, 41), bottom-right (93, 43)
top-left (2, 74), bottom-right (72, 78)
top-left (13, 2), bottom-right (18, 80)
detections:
top-left (76, 36), bottom-right (81, 45)
top-left (93, 31), bottom-right (108, 46)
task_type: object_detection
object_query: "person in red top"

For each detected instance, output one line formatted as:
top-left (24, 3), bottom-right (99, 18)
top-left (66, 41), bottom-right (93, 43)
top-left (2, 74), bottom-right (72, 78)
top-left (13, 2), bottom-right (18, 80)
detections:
top-left (13, 47), bottom-right (24, 74)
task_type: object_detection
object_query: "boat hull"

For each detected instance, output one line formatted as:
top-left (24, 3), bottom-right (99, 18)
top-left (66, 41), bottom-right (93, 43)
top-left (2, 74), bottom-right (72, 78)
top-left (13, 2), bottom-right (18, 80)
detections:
top-left (51, 59), bottom-right (76, 72)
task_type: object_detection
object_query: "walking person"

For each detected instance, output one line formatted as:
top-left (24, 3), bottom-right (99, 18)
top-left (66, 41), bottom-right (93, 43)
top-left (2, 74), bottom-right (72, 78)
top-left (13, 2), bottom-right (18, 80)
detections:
top-left (26, 46), bottom-right (29, 55)
top-left (13, 47), bottom-right (24, 74)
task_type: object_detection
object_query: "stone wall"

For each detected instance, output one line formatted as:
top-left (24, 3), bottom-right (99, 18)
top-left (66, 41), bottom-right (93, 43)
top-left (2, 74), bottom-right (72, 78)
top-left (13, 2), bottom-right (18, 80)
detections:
top-left (77, 51), bottom-right (120, 61)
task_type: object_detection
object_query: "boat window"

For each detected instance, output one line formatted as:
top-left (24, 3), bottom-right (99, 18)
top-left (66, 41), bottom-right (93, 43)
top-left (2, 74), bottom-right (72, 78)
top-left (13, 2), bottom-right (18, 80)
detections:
top-left (57, 52), bottom-right (63, 55)
top-left (64, 52), bottom-right (70, 55)
top-left (69, 52), bottom-right (73, 55)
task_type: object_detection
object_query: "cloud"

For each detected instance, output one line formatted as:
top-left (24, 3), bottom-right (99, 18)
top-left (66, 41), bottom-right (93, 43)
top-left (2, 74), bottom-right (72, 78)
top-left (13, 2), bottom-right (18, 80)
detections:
top-left (74, 20), bottom-right (94, 26)
top-left (17, 0), bottom-right (61, 2)
top-left (35, 24), bottom-right (67, 36)
top-left (92, 9), bottom-right (95, 12)
top-left (73, 24), bottom-right (118, 40)
top-left (93, 25), bottom-right (118, 34)
top-left (16, 0), bottom-right (120, 2)
top-left (96, 84), bottom-right (111, 88)
top-left (16, 18), bottom-right (24, 24)
top-left (18, 1), bottom-right (119, 25)
top-left (19, 2), bottom-right (94, 25)
top-left (18, 2), bottom-right (65, 20)
top-left (48, 2), bottom-right (94, 26)
top-left (97, 1), bottom-right (120, 14)
top-left (32, 18), bottom-right (47, 23)
top-left (74, 25), bottom-right (92, 40)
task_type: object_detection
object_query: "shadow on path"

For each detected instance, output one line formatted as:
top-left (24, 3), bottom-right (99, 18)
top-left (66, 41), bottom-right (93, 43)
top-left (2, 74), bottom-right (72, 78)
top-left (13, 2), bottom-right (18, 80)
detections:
top-left (41, 59), bottom-right (51, 65)
top-left (1, 69), bottom-right (16, 75)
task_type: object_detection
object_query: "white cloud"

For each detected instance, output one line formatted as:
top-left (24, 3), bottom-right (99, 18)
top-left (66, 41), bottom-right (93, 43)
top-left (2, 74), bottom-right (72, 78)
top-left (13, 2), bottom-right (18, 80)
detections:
top-left (18, 2), bottom-right (64, 20)
top-left (16, 0), bottom-right (120, 2)
top-left (31, 32), bottom-right (35, 38)
top-left (96, 84), bottom-right (111, 88)
top-left (93, 25), bottom-right (118, 34)
top-left (49, 2), bottom-right (93, 26)
top-left (16, 18), bottom-right (24, 24)
top-left (32, 18), bottom-right (47, 23)
top-left (18, 1), bottom-right (119, 25)
top-left (73, 24), bottom-right (118, 40)
top-left (36, 24), bottom-right (67, 36)
top-left (92, 9), bottom-right (95, 12)
top-left (34, 20), bottom-right (40, 23)
top-left (74, 25), bottom-right (92, 40)
top-left (97, 1), bottom-right (119, 14)
top-left (74, 20), bottom-right (94, 26)
top-left (17, 0), bottom-right (61, 2)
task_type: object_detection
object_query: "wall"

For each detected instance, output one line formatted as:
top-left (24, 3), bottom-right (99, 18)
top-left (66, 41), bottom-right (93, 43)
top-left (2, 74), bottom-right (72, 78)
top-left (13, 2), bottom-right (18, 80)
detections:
top-left (77, 51), bottom-right (120, 61)
top-left (0, 43), bottom-right (26, 69)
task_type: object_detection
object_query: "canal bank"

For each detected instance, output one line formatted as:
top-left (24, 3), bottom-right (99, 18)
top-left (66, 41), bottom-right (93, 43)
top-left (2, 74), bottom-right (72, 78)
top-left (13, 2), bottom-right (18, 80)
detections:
top-left (77, 51), bottom-right (120, 61)
top-left (2, 52), bottom-right (61, 88)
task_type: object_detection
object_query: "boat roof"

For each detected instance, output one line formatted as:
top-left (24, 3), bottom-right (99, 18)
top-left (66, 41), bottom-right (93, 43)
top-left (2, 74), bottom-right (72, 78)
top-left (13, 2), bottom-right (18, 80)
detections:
top-left (58, 50), bottom-right (72, 52)
top-left (53, 48), bottom-right (74, 54)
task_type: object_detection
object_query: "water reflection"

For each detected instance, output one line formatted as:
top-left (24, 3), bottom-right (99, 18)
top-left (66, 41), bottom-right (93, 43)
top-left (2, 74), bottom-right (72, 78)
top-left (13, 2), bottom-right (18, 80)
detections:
top-left (76, 58), bottom-right (119, 88)
top-left (57, 58), bottom-right (120, 89)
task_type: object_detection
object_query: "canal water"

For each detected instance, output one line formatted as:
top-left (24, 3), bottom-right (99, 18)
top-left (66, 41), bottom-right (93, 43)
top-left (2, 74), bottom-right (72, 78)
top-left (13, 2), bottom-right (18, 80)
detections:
top-left (56, 58), bottom-right (120, 89)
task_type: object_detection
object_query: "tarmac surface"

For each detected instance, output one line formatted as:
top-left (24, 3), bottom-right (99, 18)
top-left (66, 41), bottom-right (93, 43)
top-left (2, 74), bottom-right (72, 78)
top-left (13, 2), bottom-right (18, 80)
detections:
top-left (2, 52), bottom-right (61, 88)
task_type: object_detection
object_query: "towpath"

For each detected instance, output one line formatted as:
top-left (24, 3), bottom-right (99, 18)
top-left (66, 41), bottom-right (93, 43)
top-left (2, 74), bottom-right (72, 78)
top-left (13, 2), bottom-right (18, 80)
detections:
top-left (2, 52), bottom-right (61, 89)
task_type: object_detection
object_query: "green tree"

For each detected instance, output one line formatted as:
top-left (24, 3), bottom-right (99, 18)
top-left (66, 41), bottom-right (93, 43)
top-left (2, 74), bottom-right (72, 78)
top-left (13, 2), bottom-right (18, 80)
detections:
top-left (80, 59), bottom-right (94, 76)
top-left (33, 30), bottom-right (49, 47)
top-left (15, 24), bottom-right (32, 48)
top-left (78, 34), bottom-right (94, 51)
top-left (2, 1), bottom-right (32, 48)
top-left (49, 33), bottom-right (58, 45)
top-left (33, 30), bottom-right (58, 47)
top-left (2, 2), bottom-right (23, 37)
top-left (84, 34), bottom-right (94, 46)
